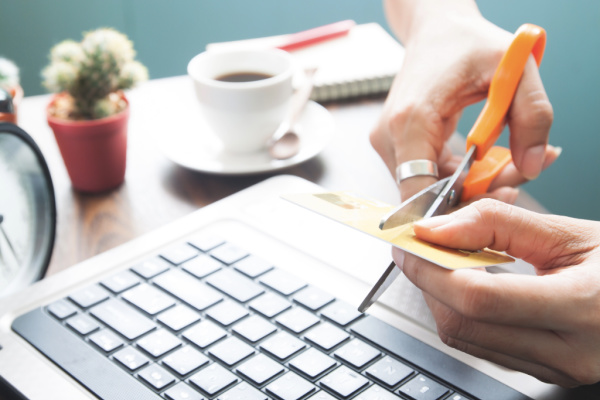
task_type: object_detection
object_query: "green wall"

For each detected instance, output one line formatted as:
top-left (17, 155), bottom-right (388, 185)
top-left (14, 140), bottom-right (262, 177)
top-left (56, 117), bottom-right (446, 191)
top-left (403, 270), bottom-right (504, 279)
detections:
top-left (1, 1), bottom-right (599, 220)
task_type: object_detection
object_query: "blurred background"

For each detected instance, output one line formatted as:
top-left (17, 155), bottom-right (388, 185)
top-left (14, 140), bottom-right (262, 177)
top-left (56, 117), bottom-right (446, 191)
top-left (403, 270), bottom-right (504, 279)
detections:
top-left (1, 0), bottom-right (598, 219)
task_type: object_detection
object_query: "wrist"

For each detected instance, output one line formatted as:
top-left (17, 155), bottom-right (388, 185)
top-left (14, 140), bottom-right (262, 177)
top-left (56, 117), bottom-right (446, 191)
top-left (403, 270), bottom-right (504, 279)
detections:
top-left (385, 0), bottom-right (482, 44)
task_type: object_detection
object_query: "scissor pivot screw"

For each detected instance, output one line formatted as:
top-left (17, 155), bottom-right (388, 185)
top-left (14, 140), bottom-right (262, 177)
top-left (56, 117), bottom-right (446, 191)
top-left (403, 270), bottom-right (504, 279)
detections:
top-left (448, 190), bottom-right (456, 205)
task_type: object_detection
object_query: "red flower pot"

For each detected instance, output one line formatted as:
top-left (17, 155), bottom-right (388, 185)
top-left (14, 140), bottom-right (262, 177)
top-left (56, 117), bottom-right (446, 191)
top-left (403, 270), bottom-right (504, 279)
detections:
top-left (47, 94), bottom-right (129, 193)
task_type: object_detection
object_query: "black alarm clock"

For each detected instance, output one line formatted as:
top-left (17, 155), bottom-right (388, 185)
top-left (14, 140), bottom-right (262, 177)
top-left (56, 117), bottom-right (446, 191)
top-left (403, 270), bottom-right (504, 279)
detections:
top-left (0, 121), bottom-right (56, 297)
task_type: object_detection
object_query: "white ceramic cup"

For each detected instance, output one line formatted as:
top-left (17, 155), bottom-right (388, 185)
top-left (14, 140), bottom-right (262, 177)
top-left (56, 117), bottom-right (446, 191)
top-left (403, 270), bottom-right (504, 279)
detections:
top-left (188, 48), bottom-right (294, 153)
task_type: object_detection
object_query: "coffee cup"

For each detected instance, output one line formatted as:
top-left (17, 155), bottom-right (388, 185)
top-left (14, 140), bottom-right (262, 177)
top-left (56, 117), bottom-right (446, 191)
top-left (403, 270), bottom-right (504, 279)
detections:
top-left (188, 48), bottom-right (294, 153)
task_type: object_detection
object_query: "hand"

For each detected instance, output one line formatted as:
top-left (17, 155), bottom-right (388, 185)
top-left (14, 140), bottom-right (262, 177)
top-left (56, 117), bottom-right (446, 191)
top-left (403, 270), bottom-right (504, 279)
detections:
top-left (372, 1), bottom-right (559, 201)
top-left (394, 199), bottom-right (600, 387)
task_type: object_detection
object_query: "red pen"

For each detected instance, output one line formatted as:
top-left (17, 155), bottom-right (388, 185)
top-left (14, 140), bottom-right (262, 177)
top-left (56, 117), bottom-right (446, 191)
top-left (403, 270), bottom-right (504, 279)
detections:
top-left (276, 20), bottom-right (356, 52)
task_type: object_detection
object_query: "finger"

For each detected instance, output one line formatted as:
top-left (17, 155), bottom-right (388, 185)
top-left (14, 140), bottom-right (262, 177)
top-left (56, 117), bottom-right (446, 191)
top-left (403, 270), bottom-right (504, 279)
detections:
top-left (393, 246), bottom-right (584, 330)
top-left (437, 144), bottom-right (462, 178)
top-left (421, 291), bottom-right (576, 375)
top-left (419, 292), bottom-right (580, 387)
top-left (412, 199), bottom-right (596, 266)
top-left (390, 106), bottom-right (442, 200)
top-left (369, 123), bottom-right (396, 176)
top-left (487, 145), bottom-right (562, 191)
top-left (507, 56), bottom-right (554, 180)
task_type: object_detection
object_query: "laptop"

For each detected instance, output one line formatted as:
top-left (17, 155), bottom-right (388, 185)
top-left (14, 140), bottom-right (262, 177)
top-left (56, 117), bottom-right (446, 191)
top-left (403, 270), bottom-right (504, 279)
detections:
top-left (0, 175), bottom-right (593, 400)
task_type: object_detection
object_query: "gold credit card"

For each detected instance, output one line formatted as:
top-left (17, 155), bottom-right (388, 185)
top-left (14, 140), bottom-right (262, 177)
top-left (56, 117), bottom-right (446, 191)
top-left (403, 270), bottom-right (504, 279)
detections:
top-left (283, 191), bottom-right (514, 270)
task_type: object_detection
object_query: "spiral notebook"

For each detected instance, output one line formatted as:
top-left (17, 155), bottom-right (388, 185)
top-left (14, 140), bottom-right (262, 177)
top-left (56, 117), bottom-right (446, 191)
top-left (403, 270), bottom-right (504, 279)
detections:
top-left (206, 23), bottom-right (405, 102)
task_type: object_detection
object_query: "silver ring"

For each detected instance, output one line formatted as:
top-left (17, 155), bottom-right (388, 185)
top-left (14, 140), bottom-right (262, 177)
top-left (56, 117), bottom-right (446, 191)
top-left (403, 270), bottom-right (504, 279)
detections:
top-left (396, 159), bottom-right (439, 184)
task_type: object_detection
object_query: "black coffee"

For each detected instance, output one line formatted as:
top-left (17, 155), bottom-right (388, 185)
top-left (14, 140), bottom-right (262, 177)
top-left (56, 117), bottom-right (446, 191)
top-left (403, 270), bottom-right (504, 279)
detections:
top-left (216, 72), bottom-right (273, 83)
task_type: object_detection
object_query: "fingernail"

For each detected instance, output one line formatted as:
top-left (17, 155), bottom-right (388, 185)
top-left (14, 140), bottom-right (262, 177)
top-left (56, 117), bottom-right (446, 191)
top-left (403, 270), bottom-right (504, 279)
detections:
top-left (553, 146), bottom-right (563, 158)
top-left (521, 144), bottom-right (546, 180)
top-left (414, 214), bottom-right (454, 230)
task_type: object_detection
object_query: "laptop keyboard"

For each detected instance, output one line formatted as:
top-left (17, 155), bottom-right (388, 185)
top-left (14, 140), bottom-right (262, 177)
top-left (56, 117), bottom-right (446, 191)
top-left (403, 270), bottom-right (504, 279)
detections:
top-left (12, 231), bottom-right (530, 400)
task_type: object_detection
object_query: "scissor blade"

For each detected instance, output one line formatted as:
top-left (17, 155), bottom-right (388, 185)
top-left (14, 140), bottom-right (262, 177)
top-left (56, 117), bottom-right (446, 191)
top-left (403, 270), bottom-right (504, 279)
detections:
top-left (423, 146), bottom-right (477, 219)
top-left (379, 178), bottom-right (450, 230)
top-left (358, 261), bottom-right (401, 313)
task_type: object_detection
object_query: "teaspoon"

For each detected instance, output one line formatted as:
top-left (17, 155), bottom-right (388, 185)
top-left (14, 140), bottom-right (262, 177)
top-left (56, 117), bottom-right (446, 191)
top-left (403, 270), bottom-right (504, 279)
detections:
top-left (267, 68), bottom-right (317, 160)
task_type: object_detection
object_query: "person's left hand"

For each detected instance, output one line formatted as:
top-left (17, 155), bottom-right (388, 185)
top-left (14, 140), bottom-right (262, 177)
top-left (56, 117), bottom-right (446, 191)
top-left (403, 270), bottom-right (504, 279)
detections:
top-left (394, 199), bottom-right (600, 387)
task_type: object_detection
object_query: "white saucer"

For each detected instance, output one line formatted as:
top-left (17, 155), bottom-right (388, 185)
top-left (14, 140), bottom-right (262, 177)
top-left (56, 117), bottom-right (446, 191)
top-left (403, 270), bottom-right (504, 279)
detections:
top-left (158, 101), bottom-right (334, 175)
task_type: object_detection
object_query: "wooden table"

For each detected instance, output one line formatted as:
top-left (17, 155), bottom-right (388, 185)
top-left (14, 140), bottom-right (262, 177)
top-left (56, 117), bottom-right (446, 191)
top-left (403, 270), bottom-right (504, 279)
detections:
top-left (16, 76), bottom-right (543, 277)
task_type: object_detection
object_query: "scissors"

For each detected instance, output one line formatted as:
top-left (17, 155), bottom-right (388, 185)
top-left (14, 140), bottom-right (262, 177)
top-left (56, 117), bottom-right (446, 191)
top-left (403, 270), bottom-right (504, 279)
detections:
top-left (358, 24), bottom-right (547, 313)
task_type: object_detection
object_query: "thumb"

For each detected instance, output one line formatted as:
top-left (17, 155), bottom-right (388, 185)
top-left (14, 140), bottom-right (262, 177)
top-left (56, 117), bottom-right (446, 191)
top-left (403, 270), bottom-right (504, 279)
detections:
top-left (413, 199), bottom-right (593, 269)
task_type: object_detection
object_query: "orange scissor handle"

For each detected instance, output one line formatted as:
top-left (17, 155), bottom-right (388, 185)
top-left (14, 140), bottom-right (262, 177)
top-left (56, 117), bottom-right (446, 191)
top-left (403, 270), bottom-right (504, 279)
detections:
top-left (462, 23), bottom-right (546, 201)
top-left (462, 146), bottom-right (512, 201)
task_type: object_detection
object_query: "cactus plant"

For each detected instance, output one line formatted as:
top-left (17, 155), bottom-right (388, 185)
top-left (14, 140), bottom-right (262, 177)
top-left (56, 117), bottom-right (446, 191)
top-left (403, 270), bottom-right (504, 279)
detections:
top-left (42, 28), bottom-right (148, 120)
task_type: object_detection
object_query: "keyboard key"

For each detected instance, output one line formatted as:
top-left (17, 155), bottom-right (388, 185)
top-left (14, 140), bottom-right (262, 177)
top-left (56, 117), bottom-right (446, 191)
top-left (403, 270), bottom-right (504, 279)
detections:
top-left (208, 336), bottom-right (255, 367)
top-left (137, 363), bottom-right (176, 391)
top-left (187, 234), bottom-right (225, 252)
top-left (275, 307), bottom-right (320, 334)
top-left (190, 363), bottom-right (238, 397)
top-left (289, 348), bottom-right (337, 380)
top-left (259, 269), bottom-right (307, 296)
top-left (157, 304), bottom-right (201, 332)
top-left (266, 372), bottom-right (316, 400)
top-left (69, 284), bottom-right (110, 308)
top-left (319, 365), bottom-right (369, 398)
top-left (236, 353), bottom-right (285, 386)
top-left (249, 292), bottom-right (291, 318)
top-left (182, 254), bottom-right (222, 278)
top-left (209, 243), bottom-right (249, 265)
top-left (445, 394), bottom-right (472, 400)
top-left (89, 329), bottom-right (124, 353)
top-left (307, 391), bottom-right (338, 400)
top-left (304, 322), bottom-right (350, 351)
top-left (183, 320), bottom-right (227, 349)
top-left (334, 338), bottom-right (381, 369)
top-left (320, 301), bottom-right (362, 327)
top-left (365, 356), bottom-right (414, 388)
top-left (112, 346), bottom-right (150, 371)
top-left (163, 345), bottom-right (209, 376)
top-left (232, 314), bottom-right (277, 343)
top-left (398, 374), bottom-right (449, 400)
top-left (293, 286), bottom-right (335, 311)
top-left (136, 328), bottom-right (182, 358)
top-left (122, 283), bottom-right (176, 315)
top-left (131, 256), bottom-right (171, 279)
top-left (233, 255), bottom-right (273, 278)
top-left (206, 269), bottom-right (264, 303)
top-left (259, 331), bottom-right (306, 361)
top-left (47, 299), bottom-right (77, 320)
top-left (100, 269), bottom-right (140, 294)
top-left (90, 298), bottom-right (155, 341)
top-left (205, 300), bottom-right (249, 327)
top-left (220, 381), bottom-right (268, 400)
top-left (153, 269), bottom-right (223, 311)
top-left (164, 382), bottom-right (205, 400)
top-left (160, 243), bottom-right (198, 265)
top-left (66, 314), bottom-right (100, 336)
top-left (354, 384), bottom-right (398, 400)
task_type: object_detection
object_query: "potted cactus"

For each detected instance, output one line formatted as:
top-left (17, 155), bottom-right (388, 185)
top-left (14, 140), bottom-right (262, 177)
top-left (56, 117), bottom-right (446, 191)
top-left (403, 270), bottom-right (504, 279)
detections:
top-left (0, 57), bottom-right (24, 122)
top-left (42, 28), bottom-right (148, 193)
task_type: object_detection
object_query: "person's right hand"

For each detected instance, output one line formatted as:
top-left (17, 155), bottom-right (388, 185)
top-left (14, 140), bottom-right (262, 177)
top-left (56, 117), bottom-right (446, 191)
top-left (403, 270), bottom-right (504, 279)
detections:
top-left (372, 0), bottom-right (560, 202)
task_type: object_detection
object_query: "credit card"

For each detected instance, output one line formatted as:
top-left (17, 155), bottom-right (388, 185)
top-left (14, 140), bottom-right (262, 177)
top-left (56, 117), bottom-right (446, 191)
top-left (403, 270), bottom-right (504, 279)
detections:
top-left (283, 191), bottom-right (514, 270)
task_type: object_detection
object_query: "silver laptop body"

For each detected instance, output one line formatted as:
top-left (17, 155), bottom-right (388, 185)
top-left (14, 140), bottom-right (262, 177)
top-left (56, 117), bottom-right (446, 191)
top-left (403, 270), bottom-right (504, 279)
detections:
top-left (0, 175), bottom-right (588, 399)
